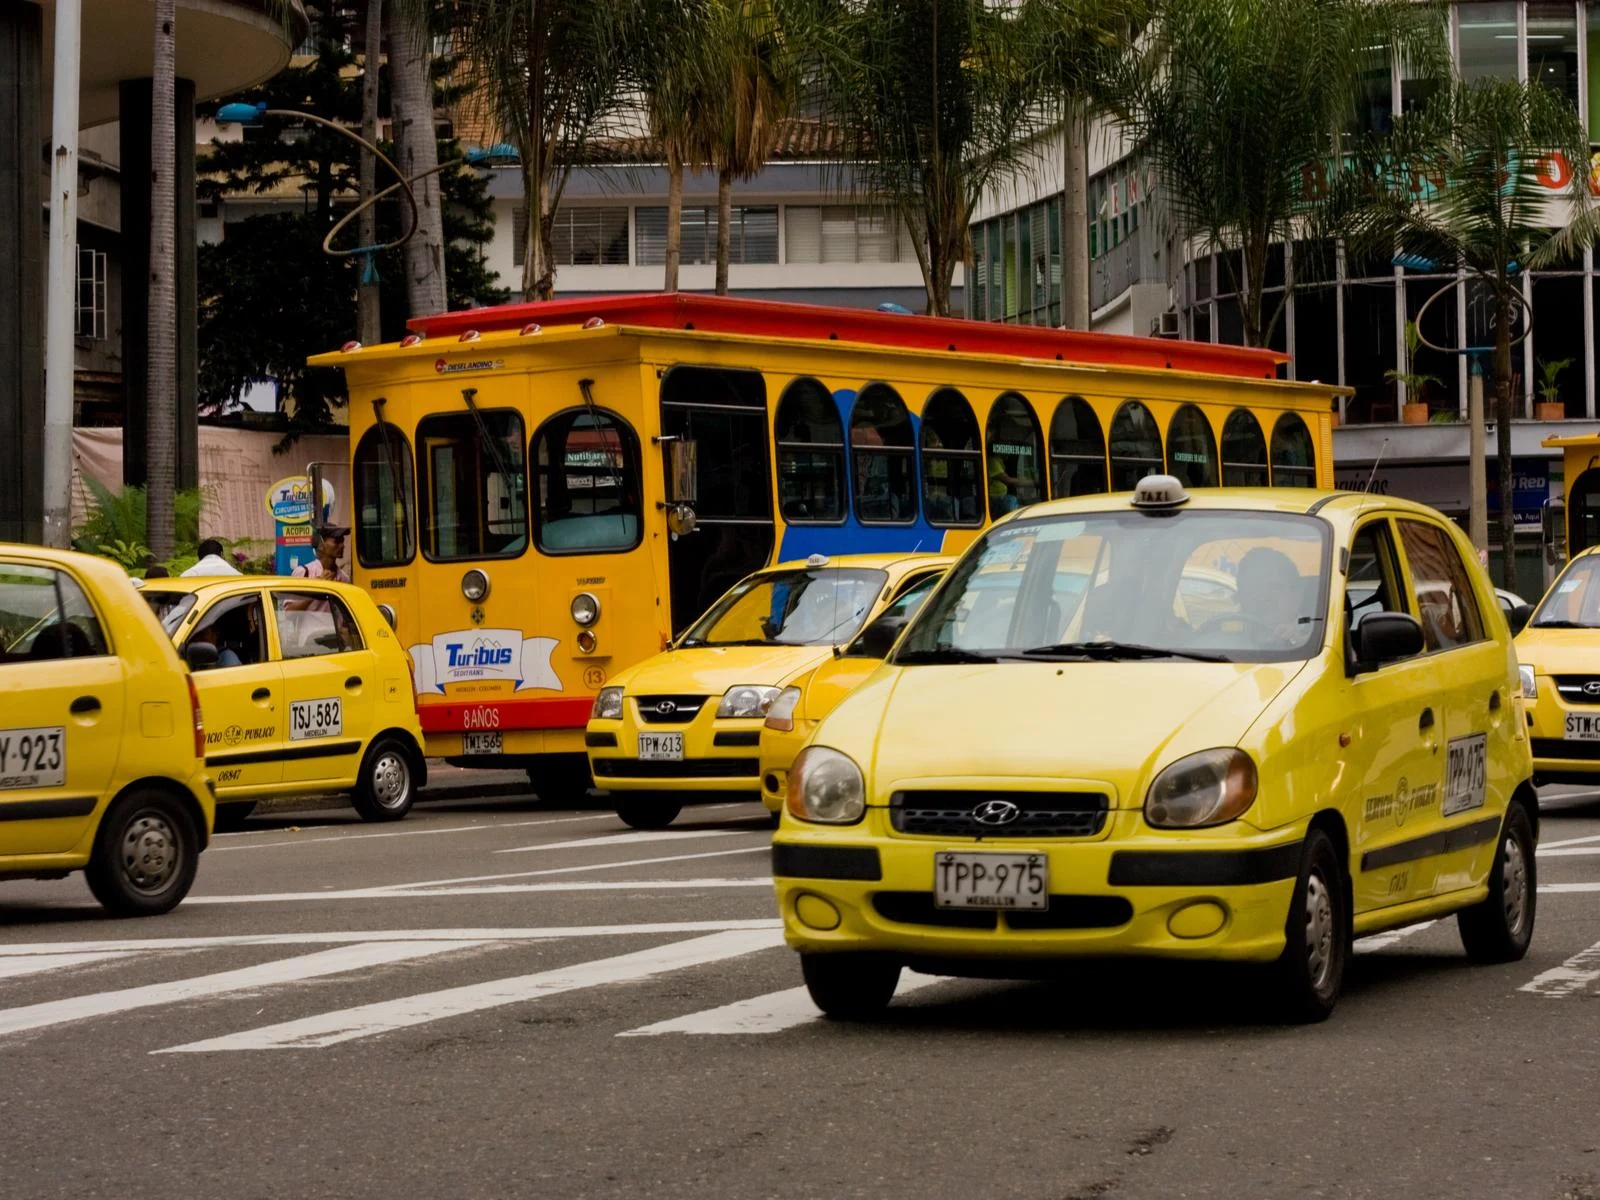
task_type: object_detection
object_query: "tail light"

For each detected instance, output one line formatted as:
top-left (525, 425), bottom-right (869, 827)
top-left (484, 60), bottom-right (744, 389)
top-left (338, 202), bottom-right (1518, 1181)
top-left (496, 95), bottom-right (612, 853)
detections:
top-left (185, 674), bottom-right (204, 759)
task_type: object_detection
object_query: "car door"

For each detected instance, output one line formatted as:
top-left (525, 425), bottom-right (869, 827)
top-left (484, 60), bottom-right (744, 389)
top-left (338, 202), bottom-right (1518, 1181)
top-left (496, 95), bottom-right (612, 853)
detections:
top-left (1341, 518), bottom-right (1449, 914)
top-left (1393, 517), bottom-right (1513, 897)
top-left (270, 589), bottom-right (373, 788)
top-left (0, 561), bottom-right (124, 854)
top-left (181, 590), bottom-right (283, 794)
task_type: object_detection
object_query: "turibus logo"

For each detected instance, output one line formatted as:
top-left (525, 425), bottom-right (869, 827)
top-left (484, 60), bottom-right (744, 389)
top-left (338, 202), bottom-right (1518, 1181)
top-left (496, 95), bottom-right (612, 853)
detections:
top-left (408, 628), bottom-right (563, 694)
top-left (445, 639), bottom-right (515, 669)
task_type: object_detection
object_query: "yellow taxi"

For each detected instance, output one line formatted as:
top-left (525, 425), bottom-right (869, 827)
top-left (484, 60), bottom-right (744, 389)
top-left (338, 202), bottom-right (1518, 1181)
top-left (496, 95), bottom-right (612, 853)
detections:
top-left (760, 565), bottom-right (951, 816)
top-left (1512, 545), bottom-right (1600, 784)
top-left (136, 576), bottom-right (426, 826)
top-left (0, 545), bottom-right (213, 915)
top-left (588, 553), bottom-right (951, 829)
top-left (775, 479), bottom-right (1537, 1023)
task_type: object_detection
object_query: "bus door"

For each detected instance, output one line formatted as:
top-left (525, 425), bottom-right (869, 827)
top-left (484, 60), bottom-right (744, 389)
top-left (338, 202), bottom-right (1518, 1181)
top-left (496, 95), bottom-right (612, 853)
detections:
top-left (659, 367), bottom-right (775, 633)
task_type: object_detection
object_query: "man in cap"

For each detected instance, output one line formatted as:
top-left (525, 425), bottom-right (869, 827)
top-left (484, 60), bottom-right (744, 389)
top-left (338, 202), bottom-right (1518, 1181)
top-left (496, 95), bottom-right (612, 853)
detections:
top-left (291, 525), bottom-right (351, 584)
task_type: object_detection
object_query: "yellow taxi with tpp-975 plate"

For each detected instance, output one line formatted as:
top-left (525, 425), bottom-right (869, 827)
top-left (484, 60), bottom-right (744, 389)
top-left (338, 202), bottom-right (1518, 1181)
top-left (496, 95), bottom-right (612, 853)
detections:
top-left (774, 478), bottom-right (1538, 1023)
top-left (135, 576), bottom-right (427, 828)
top-left (0, 545), bottom-right (213, 916)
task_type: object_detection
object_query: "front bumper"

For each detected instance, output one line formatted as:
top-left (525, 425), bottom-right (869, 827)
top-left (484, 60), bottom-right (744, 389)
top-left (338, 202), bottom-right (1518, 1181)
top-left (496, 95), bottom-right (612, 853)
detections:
top-left (758, 719), bottom-right (815, 813)
top-left (1527, 684), bottom-right (1600, 780)
top-left (774, 812), bottom-right (1304, 966)
top-left (587, 708), bottom-right (763, 794)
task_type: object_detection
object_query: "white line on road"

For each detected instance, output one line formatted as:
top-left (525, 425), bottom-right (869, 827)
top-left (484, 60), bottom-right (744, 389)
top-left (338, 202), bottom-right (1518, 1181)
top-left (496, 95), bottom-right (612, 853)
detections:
top-left (0, 941), bottom-right (481, 1038)
top-left (1534, 846), bottom-right (1600, 857)
top-left (1540, 882), bottom-right (1600, 892)
top-left (180, 877), bottom-right (770, 905)
top-left (158, 928), bottom-right (785, 1052)
top-left (618, 972), bottom-right (951, 1037)
top-left (0, 952), bottom-right (136, 981)
top-left (494, 828), bottom-right (759, 855)
top-left (1538, 833), bottom-right (1600, 850)
top-left (209, 812), bottom-right (622, 851)
top-left (1519, 940), bottom-right (1600, 997)
top-left (370, 845), bottom-right (771, 893)
top-left (0, 919), bottom-right (784, 957)
top-left (1353, 921), bottom-right (1437, 955)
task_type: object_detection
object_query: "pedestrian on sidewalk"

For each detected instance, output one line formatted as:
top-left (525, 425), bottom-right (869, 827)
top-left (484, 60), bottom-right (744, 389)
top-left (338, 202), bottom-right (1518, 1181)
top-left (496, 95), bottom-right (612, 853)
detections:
top-left (291, 525), bottom-right (351, 583)
top-left (182, 538), bottom-right (242, 577)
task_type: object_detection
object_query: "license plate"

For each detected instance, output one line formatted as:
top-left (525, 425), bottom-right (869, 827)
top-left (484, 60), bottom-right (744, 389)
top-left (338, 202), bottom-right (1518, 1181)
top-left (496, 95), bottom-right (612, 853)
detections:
top-left (934, 851), bottom-right (1048, 910)
top-left (0, 726), bottom-right (65, 790)
top-left (637, 733), bottom-right (684, 761)
top-left (289, 698), bottom-right (343, 742)
top-left (1566, 714), bottom-right (1600, 742)
top-left (1443, 733), bottom-right (1487, 816)
top-left (462, 731), bottom-right (502, 755)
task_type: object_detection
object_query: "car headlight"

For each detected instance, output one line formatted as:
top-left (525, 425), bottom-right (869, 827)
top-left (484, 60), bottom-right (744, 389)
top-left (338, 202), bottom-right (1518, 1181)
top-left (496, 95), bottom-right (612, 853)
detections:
top-left (462, 569), bottom-right (490, 603)
top-left (1518, 664), bottom-right (1537, 700)
top-left (571, 592), bottom-right (600, 627)
top-left (591, 687), bottom-right (624, 721)
top-left (764, 686), bottom-right (802, 732)
top-left (1144, 748), bottom-right (1258, 829)
top-left (717, 685), bottom-right (781, 719)
top-left (786, 745), bottom-right (866, 824)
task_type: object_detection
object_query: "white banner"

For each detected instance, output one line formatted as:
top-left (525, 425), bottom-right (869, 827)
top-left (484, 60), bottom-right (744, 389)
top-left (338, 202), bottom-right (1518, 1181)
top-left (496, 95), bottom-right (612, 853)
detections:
top-left (407, 628), bottom-right (563, 694)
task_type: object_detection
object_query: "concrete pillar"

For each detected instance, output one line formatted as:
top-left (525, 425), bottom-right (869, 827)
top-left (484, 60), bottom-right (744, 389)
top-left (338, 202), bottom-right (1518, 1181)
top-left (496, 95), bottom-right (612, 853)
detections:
top-left (120, 76), bottom-right (197, 491)
top-left (0, 3), bottom-right (44, 542)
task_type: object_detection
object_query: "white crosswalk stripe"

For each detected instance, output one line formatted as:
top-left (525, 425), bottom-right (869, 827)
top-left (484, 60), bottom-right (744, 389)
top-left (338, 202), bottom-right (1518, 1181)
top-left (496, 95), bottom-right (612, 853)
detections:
top-left (618, 972), bottom-right (952, 1037)
top-left (0, 951), bottom-right (136, 981)
top-left (1519, 939), bottom-right (1600, 998)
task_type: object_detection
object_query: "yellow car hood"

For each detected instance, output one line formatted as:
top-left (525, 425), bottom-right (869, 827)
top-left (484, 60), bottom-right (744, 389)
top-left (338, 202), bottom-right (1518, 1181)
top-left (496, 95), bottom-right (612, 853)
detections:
top-left (621, 644), bottom-right (835, 695)
top-left (1515, 626), bottom-right (1600, 675)
top-left (843, 660), bottom-right (1302, 806)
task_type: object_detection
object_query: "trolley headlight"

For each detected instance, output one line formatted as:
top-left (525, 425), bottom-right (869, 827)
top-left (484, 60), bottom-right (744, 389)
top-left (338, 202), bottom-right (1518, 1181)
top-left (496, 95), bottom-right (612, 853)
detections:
top-left (1518, 663), bottom-right (1538, 700)
top-left (764, 686), bottom-right (803, 732)
top-left (717, 685), bottom-right (781, 719)
top-left (591, 687), bottom-right (624, 721)
top-left (786, 746), bottom-right (866, 825)
top-left (1144, 748), bottom-right (1258, 829)
top-left (461, 569), bottom-right (490, 603)
top-left (571, 592), bottom-right (600, 627)
top-left (377, 603), bottom-right (397, 629)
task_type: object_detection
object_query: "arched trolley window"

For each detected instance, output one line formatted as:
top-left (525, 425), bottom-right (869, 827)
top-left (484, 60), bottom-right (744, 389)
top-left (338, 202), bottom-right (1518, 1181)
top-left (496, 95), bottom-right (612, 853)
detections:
top-left (775, 378), bottom-right (845, 523)
top-left (530, 408), bottom-right (642, 553)
top-left (1271, 413), bottom-right (1317, 487)
top-left (920, 388), bottom-right (983, 527)
top-left (1049, 396), bottom-right (1107, 498)
top-left (1108, 400), bottom-right (1163, 491)
top-left (1167, 404), bottom-right (1219, 488)
top-left (850, 384), bottom-right (916, 524)
top-left (986, 392), bottom-right (1044, 519)
top-left (1220, 410), bottom-right (1269, 487)
top-left (353, 414), bottom-right (416, 567)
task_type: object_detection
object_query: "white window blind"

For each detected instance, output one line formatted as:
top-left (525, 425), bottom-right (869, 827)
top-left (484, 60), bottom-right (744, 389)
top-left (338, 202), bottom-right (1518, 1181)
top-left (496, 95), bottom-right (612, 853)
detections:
top-left (785, 206), bottom-right (822, 262)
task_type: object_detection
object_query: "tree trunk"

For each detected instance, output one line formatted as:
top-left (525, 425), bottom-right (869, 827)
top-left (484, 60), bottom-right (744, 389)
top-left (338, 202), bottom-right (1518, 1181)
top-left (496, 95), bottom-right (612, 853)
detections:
top-left (389, 9), bottom-right (446, 317)
top-left (357, 0), bottom-right (382, 343)
top-left (664, 150), bottom-right (682, 291)
top-left (1494, 290), bottom-right (1518, 591)
top-left (519, 160), bottom-right (545, 301)
top-left (1241, 236), bottom-right (1268, 348)
top-left (1062, 100), bottom-right (1090, 330)
top-left (147, 0), bottom-right (177, 558)
top-left (715, 165), bottom-right (733, 295)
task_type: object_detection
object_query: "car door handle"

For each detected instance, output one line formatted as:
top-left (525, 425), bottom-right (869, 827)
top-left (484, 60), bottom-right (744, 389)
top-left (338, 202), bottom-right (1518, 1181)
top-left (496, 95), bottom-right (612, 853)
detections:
top-left (345, 675), bottom-right (362, 689)
top-left (69, 695), bottom-right (100, 715)
top-left (251, 687), bottom-right (272, 702)
top-left (1419, 707), bottom-right (1435, 732)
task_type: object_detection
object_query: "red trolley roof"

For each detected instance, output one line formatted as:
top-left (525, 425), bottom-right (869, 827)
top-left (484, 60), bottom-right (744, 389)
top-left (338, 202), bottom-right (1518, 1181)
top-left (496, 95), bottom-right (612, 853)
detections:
top-left (408, 293), bottom-right (1288, 381)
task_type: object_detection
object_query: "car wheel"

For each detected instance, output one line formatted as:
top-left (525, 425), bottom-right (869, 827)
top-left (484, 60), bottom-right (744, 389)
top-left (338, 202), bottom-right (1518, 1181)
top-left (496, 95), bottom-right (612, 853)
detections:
top-left (800, 953), bottom-right (901, 1021)
top-left (615, 796), bottom-right (682, 830)
top-left (1458, 803), bottom-right (1537, 964)
top-left (1268, 828), bottom-right (1348, 1023)
top-left (352, 737), bottom-right (416, 822)
top-left (85, 789), bottom-right (199, 917)
top-left (211, 801), bottom-right (257, 833)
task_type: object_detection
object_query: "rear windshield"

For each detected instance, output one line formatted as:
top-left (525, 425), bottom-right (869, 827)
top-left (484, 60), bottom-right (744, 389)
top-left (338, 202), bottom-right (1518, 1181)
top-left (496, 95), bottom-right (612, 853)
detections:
top-left (680, 568), bottom-right (888, 648)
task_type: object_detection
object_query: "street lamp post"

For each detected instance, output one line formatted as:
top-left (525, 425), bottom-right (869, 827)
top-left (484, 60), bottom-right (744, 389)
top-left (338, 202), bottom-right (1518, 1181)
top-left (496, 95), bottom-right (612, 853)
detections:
top-left (41, 0), bottom-right (83, 549)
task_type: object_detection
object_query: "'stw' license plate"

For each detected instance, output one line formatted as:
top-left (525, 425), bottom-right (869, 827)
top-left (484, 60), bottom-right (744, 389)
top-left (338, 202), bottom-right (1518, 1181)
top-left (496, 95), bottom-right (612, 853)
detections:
top-left (289, 698), bottom-right (342, 742)
top-left (934, 851), bottom-right (1048, 910)
top-left (462, 732), bottom-right (502, 755)
top-left (1566, 714), bottom-right (1600, 741)
top-left (0, 726), bottom-right (65, 790)
top-left (637, 733), bottom-right (684, 761)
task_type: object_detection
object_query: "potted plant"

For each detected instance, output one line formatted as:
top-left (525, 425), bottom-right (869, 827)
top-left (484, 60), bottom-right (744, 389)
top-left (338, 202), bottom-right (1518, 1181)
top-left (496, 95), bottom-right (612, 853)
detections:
top-left (1537, 357), bottom-right (1573, 421)
top-left (1386, 321), bottom-right (1443, 425)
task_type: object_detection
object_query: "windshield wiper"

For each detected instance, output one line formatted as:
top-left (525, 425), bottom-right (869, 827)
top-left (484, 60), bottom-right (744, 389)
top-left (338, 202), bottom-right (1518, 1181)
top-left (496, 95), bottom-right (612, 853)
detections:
top-left (895, 647), bottom-right (998, 665)
top-left (1530, 619), bottom-right (1590, 629)
top-left (1019, 641), bottom-right (1232, 663)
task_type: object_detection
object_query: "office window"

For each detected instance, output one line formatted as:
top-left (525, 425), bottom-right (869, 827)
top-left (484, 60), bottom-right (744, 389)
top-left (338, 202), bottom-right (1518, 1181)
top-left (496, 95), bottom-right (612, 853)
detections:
top-left (512, 206), bottom-right (628, 267)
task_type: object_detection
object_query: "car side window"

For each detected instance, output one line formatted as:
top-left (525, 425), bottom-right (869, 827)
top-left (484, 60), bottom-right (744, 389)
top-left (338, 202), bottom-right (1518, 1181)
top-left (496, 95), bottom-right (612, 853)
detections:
top-left (1396, 520), bottom-right (1486, 651)
top-left (1346, 521), bottom-right (1406, 625)
top-left (57, 574), bottom-right (110, 656)
top-left (273, 593), bottom-right (365, 659)
top-left (184, 594), bottom-right (267, 670)
top-left (0, 563), bottom-right (69, 664)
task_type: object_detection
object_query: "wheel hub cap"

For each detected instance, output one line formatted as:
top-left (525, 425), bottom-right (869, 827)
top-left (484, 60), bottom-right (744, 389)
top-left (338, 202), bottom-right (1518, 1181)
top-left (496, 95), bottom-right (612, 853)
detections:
top-left (121, 814), bottom-right (179, 893)
top-left (373, 753), bottom-right (409, 809)
top-left (1502, 835), bottom-right (1529, 937)
top-left (1304, 871), bottom-right (1335, 991)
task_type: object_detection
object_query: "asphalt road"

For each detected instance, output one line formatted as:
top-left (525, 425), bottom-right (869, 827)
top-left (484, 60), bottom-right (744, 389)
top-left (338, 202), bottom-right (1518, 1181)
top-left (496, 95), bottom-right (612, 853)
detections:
top-left (1, 776), bottom-right (1598, 1200)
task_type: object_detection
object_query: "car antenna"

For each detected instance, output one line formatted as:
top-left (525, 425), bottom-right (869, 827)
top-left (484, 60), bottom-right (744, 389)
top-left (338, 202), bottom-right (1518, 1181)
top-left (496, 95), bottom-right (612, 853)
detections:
top-left (1363, 438), bottom-right (1390, 494)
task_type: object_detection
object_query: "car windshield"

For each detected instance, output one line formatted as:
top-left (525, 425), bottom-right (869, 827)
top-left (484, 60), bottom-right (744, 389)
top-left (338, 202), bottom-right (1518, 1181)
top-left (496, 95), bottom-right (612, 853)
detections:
top-left (680, 567), bottom-right (889, 648)
top-left (1530, 556), bottom-right (1600, 628)
top-left (895, 509), bottom-right (1330, 665)
top-left (843, 573), bottom-right (944, 657)
top-left (139, 589), bottom-right (198, 637)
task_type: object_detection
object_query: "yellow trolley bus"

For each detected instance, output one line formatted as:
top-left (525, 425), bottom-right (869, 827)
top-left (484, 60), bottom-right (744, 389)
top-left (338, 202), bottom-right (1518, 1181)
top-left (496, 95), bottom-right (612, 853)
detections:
top-left (315, 294), bottom-right (1341, 798)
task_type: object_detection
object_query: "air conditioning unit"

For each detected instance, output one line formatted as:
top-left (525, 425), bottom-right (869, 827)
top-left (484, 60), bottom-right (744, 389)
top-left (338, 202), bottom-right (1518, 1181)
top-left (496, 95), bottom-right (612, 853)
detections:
top-left (1152, 310), bottom-right (1181, 339)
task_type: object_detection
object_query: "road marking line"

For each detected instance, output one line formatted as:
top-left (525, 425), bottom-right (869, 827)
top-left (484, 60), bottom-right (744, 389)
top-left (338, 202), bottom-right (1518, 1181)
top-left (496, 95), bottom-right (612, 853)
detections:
top-left (1540, 883), bottom-right (1600, 893)
top-left (1539, 833), bottom-right (1600, 850)
top-left (0, 952), bottom-right (136, 981)
top-left (209, 812), bottom-right (621, 851)
top-left (158, 928), bottom-right (785, 1052)
top-left (370, 845), bottom-right (771, 893)
top-left (0, 919), bottom-right (785, 957)
top-left (1353, 921), bottom-right (1437, 955)
top-left (0, 941), bottom-right (479, 1038)
top-left (181, 877), bottom-right (770, 905)
top-left (1536, 846), bottom-right (1600, 857)
top-left (618, 972), bottom-right (951, 1037)
top-left (1519, 940), bottom-right (1600, 997)
top-left (494, 828), bottom-right (759, 855)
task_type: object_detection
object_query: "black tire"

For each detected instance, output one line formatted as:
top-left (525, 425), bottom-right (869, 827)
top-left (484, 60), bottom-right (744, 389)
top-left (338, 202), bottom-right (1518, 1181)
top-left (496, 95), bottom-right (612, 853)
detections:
top-left (85, 788), bottom-right (199, 917)
top-left (1458, 803), bottom-right (1537, 963)
top-left (801, 953), bottom-right (901, 1021)
top-left (1268, 828), bottom-right (1349, 1024)
top-left (351, 737), bottom-right (417, 822)
top-left (211, 801), bottom-right (258, 832)
top-left (615, 796), bottom-right (682, 830)
top-left (765, 808), bottom-right (782, 830)
top-left (527, 756), bottom-right (594, 807)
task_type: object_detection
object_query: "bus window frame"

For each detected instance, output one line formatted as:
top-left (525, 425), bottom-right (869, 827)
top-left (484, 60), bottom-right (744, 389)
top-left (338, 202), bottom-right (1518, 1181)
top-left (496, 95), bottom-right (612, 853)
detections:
top-left (849, 380), bottom-right (918, 527)
top-left (1108, 398), bottom-right (1165, 490)
top-left (1166, 402), bottom-right (1221, 489)
top-left (1220, 408), bottom-right (1270, 487)
top-left (352, 420), bottom-right (418, 570)
top-left (920, 385), bottom-right (984, 529)
top-left (986, 390), bottom-right (1046, 520)
top-left (529, 405), bottom-right (645, 557)
top-left (1270, 411), bottom-right (1318, 488)
top-left (774, 376), bottom-right (849, 527)
top-left (416, 406), bottom-right (531, 564)
top-left (1048, 394), bottom-right (1109, 499)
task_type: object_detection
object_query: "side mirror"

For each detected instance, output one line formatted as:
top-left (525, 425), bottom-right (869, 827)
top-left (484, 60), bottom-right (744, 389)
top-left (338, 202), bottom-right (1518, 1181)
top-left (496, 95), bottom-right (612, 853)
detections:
top-left (1507, 603), bottom-right (1533, 636)
top-left (853, 617), bottom-right (906, 660)
top-left (184, 640), bottom-right (219, 671)
top-left (1351, 611), bottom-right (1424, 671)
top-left (666, 439), bottom-right (698, 505)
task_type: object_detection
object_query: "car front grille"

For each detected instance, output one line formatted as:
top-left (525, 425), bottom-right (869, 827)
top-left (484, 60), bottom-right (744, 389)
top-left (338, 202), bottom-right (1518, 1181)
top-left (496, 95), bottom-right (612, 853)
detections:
top-left (1555, 677), bottom-right (1600, 705)
top-left (871, 891), bottom-right (1133, 930)
top-left (633, 695), bottom-right (710, 724)
top-left (592, 757), bottom-right (759, 779)
top-left (889, 790), bottom-right (1109, 838)
top-left (1532, 738), bottom-right (1600, 761)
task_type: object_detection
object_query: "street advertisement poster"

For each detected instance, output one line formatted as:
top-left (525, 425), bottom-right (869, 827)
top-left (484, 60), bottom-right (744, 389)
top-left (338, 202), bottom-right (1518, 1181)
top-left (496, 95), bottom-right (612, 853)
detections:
top-left (265, 476), bottom-right (335, 575)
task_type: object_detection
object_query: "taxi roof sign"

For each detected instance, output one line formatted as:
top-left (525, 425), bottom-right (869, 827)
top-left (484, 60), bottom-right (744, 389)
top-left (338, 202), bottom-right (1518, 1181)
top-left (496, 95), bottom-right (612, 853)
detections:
top-left (1131, 475), bottom-right (1190, 510)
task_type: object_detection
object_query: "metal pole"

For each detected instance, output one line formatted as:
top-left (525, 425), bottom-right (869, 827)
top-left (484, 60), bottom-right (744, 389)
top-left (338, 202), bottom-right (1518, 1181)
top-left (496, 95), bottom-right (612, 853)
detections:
top-left (41, 0), bottom-right (82, 548)
top-left (1469, 354), bottom-right (1489, 554)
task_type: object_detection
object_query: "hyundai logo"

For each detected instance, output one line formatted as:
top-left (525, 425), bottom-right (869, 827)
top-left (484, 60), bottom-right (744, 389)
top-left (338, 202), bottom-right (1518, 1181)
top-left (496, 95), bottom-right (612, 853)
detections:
top-left (970, 799), bottom-right (1022, 827)
top-left (653, 701), bottom-right (677, 715)
top-left (1584, 681), bottom-right (1600, 697)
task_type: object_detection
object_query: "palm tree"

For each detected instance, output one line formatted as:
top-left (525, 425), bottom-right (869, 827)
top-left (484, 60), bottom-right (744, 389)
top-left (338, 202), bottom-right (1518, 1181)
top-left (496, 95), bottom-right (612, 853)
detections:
top-left (1337, 78), bottom-right (1598, 589)
top-left (357, 0), bottom-right (383, 341)
top-left (147, 0), bottom-right (178, 558)
top-left (390, 3), bottom-right (448, 315)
